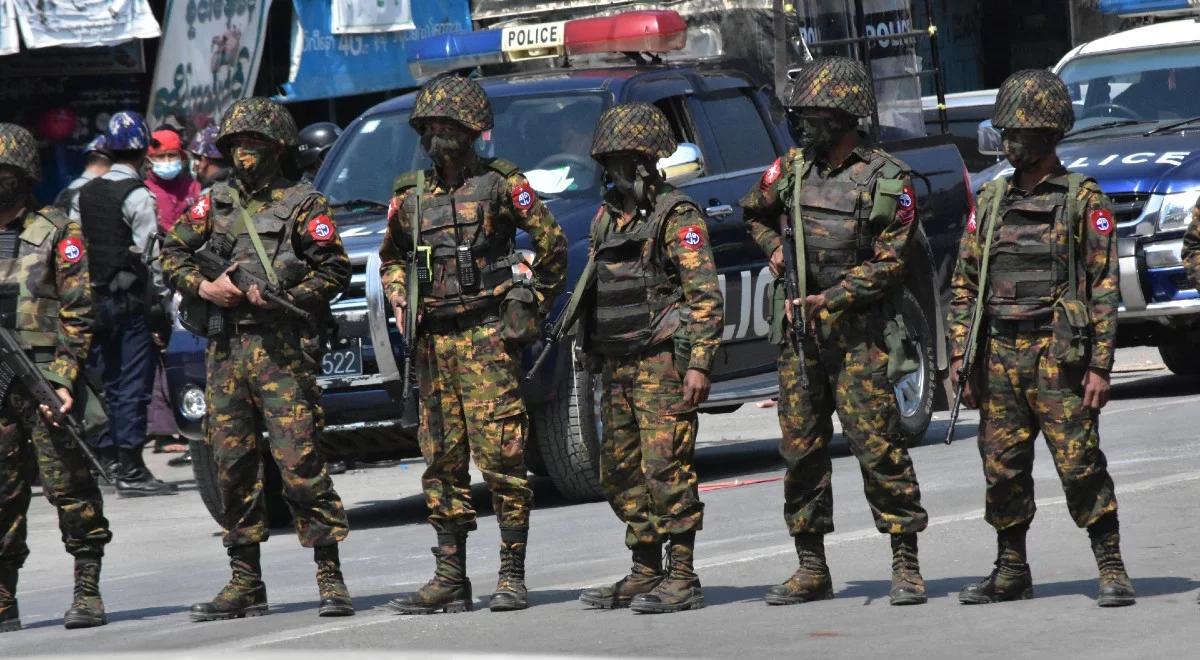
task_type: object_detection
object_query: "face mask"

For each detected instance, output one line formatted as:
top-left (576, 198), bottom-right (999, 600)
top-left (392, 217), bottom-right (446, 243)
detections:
top-left (0, 175), bottom-right (27, 214)
top-left (231, 144), bottom-right (279, 187)
top-left (1002, 130), bottom-right (1057, 170)
top-left (604, 156), bottom-right (657, 210)
top-left (797, 115), bottom-right (852, 153)
top-left (421, 130), bottom-right (474, 169)
top-left (152, 159), bottom-right (183, 180)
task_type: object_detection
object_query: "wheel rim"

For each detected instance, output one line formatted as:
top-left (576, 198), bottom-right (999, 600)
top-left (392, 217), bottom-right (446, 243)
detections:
top-left (893, 340), bottom-right (926, 419)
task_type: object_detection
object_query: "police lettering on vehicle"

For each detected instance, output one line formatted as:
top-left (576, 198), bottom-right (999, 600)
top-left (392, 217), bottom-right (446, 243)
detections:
top-left (991, 150), bottom-right (1193, 179)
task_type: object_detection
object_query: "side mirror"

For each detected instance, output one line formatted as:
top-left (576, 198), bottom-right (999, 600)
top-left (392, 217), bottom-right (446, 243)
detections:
top-left (658, 142), bottom-right (704, 186)
top-left (977, 120), bottom-right (1003, 156)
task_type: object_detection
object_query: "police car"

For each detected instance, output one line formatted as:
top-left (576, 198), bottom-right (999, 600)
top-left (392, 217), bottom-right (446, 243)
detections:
top-left (975, 8), bottom-right (1200, 374)
top-left (169, 9), bottom-right (973, 516)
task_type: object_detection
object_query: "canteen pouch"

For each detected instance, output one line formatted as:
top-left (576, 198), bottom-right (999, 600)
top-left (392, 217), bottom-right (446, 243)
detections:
top-left (883, 293), bottom-right (919, 382)
top-left (499, 283), bottom-right (540, 344)
top-left (767, 277), bottom-right (788, 346)
top-left (1051, 297), bottom-right (1091, 367)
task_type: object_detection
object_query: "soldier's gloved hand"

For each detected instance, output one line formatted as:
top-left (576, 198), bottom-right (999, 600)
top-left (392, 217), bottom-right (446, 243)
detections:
top-left (950, 358), bottom-right (977, 409)
top-left (683, 368), bottom-right (711, 407)
top-left (769, 245), bottom-right (785, 278)
top-left (200, 264), bottom-right (245, 308)
top-left (40, 387), bottom-right (73, 425)
top-left (1082, 367), bottom-right (1111, 410)
top-left (246, 284), bottom-right (277, 310)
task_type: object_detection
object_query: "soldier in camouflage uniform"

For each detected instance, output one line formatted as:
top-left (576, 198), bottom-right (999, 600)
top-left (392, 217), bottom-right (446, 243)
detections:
top-left (1182, 196), bottom-right (1200, 289)
top-left (740, 57), bottom-right (929, 607)
top-left (379, 75), bottom-right (567, 614)
top-left (575, 104), bottom-right (723, 614)
top-left (160, 98), bottom-right (354, 621)
top-left (0, 123), bottom-right (111, 632)
top-left (948, 70), bottom-right (1134, 607)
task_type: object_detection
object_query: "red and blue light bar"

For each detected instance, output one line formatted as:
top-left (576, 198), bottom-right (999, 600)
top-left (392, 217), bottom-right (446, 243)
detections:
top-left (407, 10), bottom-right (688, 79)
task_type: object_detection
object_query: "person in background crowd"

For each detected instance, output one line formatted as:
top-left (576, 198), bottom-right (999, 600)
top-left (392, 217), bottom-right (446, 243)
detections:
top-left (296, 122), bottom-right (341, 183)
top-left (188, 125), bottom-right (230, 189)
top-left (74, 111), bottom-right (177, 498)
top-left (55, 136), bottom-right (110, 214)
top-left (144, 129), bottom-right (200, 455)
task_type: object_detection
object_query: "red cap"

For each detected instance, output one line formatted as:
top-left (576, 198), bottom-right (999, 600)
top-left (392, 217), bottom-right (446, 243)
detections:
top-left (148, 129), bottom-right (183, 155)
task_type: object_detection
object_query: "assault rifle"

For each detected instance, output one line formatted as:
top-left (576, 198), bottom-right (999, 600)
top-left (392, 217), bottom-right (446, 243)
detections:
top-left (398, 172), bottom-right (426, 429)
top-left (0, 326), bottom-right (111, 484)
top-left (526, 259), bottom-right (596, 381)
top-left (780, 153), bottom-right (811, 390)
top-left (193, 247), bottom-right (314, 324)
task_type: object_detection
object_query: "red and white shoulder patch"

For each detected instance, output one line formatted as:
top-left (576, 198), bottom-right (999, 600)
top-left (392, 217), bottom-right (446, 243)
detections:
top-left (387, 196), bottom-right (399, 222)
top-left (307, 214), bottom-right (337, 243)
top-left (512, 181), bottom-right (536, 212)
top-left (966, 208), bottom-right (977, 234)
top-left (759, 158), bottom-right (782, 191)
top-left (896, 185), bottom-right (917, 225)
top-left (58, 236), bottom-right (84, 264)
top-left (678, 224), bottom-right (706, 251)
top-left (1090, 208), bottom-right (1114, 236)
top-left (190, 194), bottom-right (211, 220)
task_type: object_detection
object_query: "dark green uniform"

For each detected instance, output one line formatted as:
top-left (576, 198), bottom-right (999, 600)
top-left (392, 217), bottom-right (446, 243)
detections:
top-left (1182, 196), bottom-right (1200, 288)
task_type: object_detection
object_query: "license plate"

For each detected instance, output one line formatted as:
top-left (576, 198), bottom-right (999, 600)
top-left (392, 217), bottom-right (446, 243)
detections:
top-left (321, 338), bottom-right (363, 378)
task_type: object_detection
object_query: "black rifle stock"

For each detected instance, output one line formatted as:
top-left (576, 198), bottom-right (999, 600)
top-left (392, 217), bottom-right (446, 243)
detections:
top-left (192, 249), bottom-right (314, 324)
top-left (0, 326), bottom-right (111, 484)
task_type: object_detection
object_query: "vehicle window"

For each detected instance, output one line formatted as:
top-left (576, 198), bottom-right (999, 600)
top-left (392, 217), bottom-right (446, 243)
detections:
top-left (319, 93), bottom-right (607, 204)
top-left (654, 95), bottom-right (699, 145)
top-left (699, 90), bottom-right (775, 171)
top-left (1058, 44), bottom-right (1200, 127)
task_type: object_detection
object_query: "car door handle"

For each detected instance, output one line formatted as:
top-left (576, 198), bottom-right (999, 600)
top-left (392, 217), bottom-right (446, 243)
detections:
top-left (705, 204), bottom-right (734, 219)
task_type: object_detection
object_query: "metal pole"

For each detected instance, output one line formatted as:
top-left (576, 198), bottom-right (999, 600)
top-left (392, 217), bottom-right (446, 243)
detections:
top-left (852, 0), bottom-right (881, 142)
top-left (774, 0), bottom-right (789, 101)
top-left (924, 0), bottom-right (950, 134)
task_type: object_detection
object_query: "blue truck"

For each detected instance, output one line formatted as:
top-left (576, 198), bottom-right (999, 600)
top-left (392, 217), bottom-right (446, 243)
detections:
top-left (167, 9), bottom-right (974, 524)
top-left (974, 16), bottom-right (1200, 375)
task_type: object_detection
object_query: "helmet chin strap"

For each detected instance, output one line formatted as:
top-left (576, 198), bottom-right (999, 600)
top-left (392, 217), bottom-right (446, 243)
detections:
top-left (632, 163), bottom-right (658, 213)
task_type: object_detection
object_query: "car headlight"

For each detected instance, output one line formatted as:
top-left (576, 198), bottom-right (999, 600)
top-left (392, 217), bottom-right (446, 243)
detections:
top-left (179, 385), bottom-right (207, 421)
top-left (1155, 190), bottom-right (1200, 233)
top-left (1144, 239), bottom-right (1185, 270)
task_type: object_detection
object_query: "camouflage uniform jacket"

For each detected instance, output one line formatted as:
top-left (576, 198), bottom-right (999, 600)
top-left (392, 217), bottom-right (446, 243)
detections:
top-left (379, 156), bottom-right (567, 318)
top-left (740, 145), bottom-right (916, 314)
top-left (947, 169), bottom-right (1119, 372)
top-left (160, 175), bottom-right (351, 322)
top-left (0, 206), bottom-right (93, 387)
top-left (1183, 195), bottom-right (1200, 290)
top-left (589, 187), bottom-right (723, 372)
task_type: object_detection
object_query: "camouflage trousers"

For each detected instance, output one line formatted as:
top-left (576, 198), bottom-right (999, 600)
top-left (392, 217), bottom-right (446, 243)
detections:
top-left (600, 346), bottom-right (703, 548)
top-left (977, 330), bottom-right (1117, 530)
top-left (0, 389), bottom-right (111, 566)
top-left (417, 321), bottom-right (531, 534)
top-left (205, 327), bottom-right (348, 548)
top-left (776, 312), bottom-right (927, 536)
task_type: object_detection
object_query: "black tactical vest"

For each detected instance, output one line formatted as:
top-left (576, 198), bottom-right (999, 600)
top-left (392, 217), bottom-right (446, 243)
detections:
top-left (587, 190), bottom-right (691, 356)
top-left (78, 177), bottom-right (141, 289)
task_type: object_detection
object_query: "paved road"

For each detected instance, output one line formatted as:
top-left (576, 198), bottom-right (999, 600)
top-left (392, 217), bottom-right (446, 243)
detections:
top-left (5, 348), bottom-right (1200, 658)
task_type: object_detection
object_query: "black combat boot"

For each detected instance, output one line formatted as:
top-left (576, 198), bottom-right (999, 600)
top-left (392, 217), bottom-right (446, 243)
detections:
top-left (1089, 517), bottom-right (1136, 607)
top-left (191, 544), bottom-right (269, 621)
top-left (889, 533), bottom-right (927, 605)
top-left (765, 533), bottom-right (833, 605)
top-left (314, 544), bottom-right (354, 617)
top-left (115, 448), bottom-right (178, 498)
top-left (959, 526), bottom-right (1034, 604)
top-left (580, 543), bottom-right (663, 609)
top-left (0, 562), bottom-right (19, 633)
top-left (630, 532), bottom-right (704, 613)
top-left (63, 555), bottom-right (106, 629)
top-left (388, 533), bottom-right (472, 614)
top-left (489, 529), bottom-right (528, 611)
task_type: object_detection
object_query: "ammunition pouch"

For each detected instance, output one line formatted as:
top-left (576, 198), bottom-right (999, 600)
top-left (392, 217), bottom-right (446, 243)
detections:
top-left (883, 291), bottom-right (920, 383)
top-left (499, 283), bottom-right (540, 345)
top-left (1051, 297), bottom-right (1091, 368)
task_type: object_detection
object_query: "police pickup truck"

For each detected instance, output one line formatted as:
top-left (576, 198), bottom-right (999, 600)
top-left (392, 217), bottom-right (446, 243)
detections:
top-left (167, 10), bottom-right (973, 521)
top-left (975, 16), bottom-right (1200, 374)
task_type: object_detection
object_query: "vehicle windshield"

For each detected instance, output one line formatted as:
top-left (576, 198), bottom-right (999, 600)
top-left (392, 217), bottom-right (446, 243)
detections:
top-left (321, 92), bottom-right (607, 205)
top-left (1058, 44), bottom-right (1200, 131)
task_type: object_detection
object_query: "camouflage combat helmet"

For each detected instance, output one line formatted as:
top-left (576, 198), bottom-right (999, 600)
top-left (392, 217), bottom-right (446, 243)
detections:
top-left (216, 97), bottom-right (300, 154)
top-left (992, 69), bottom-right (1074, 132)
top-left (590, 102), bottom-right (676, 162)
top-left (786, 56), bottom-right (876, 118)
top-left (409, 75), bottom-right (493, 133)
top-left (0, 123), bottom-right (41, 181)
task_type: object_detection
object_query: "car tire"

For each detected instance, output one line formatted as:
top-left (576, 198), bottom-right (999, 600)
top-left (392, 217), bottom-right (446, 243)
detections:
top-left (894, 288), bottom-right (936, 446)
top-left (529, 340), bottom-right (605, 501)
top-left (189, 439), bottom-right (294, 529)
top-left (522, 426), bottom-right (549, 477)
top-left (1159, 343), bottom-right (1200, 376)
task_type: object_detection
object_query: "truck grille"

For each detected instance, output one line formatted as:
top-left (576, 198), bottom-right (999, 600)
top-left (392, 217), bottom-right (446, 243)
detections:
top-left (1110, 193), bottom-right (1149, 237)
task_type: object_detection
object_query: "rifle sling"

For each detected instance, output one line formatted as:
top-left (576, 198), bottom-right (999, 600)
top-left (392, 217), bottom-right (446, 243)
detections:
top-left (407, 171), bottom-right (424, 323)
top-left (789, 152), bottom-right (808, 327)
top-left (966, 179), bottom-right (1004, 370)
top-left (228, 188), bottom-right (280, 288)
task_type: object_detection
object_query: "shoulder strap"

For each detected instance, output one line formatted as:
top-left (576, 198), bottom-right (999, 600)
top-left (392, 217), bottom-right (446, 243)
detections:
top-left (790, 150), bottom-right (808, 324)
top-left (407, 170), bottom-right (424, 314)
top-left (1064, 173), bottom-right (1090, 302)
top-left (486, 158), bottom-right (520, 178)
top-left (393, 170), bottom-right (422, 194)
top-left (965, 176), bottom-right (1005, 362)
top-left (227, 187), bottom-right (279, 287)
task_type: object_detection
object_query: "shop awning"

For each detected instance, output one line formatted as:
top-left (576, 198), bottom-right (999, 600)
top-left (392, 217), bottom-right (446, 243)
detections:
top-left (277, 0), bottom-right (472, 103)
